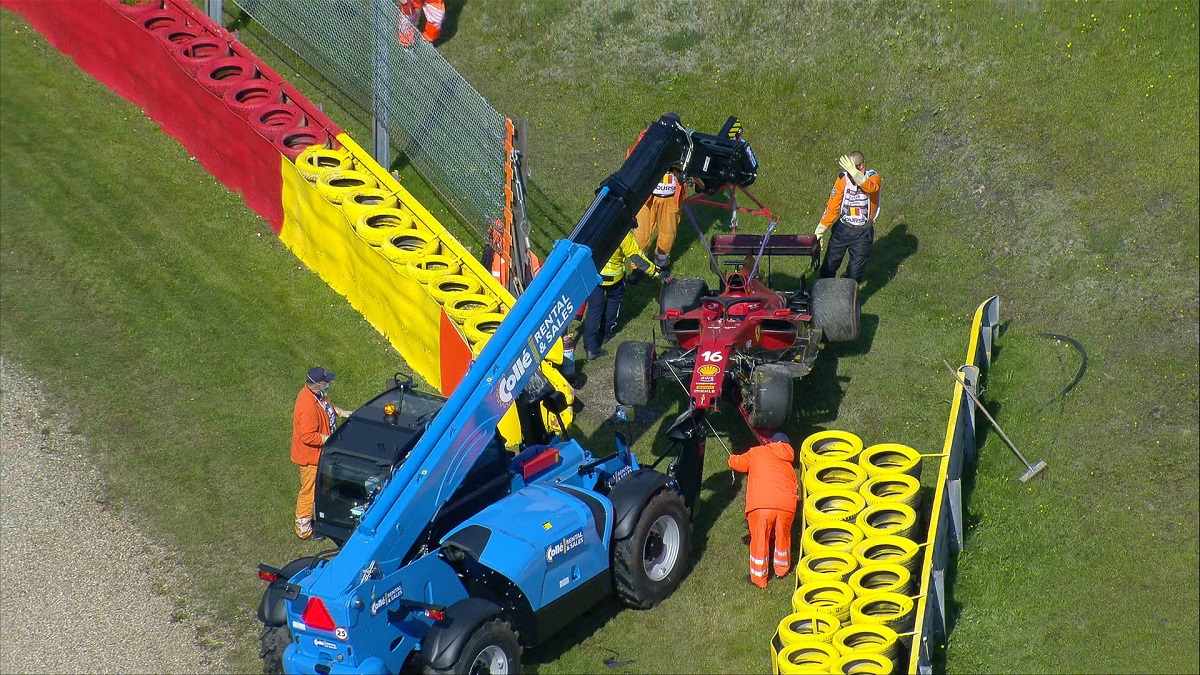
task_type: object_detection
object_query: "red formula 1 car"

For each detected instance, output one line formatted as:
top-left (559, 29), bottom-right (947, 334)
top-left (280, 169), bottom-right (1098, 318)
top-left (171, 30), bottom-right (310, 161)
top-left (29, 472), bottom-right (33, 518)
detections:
top-left (613, 221), bottom-right (860, 441)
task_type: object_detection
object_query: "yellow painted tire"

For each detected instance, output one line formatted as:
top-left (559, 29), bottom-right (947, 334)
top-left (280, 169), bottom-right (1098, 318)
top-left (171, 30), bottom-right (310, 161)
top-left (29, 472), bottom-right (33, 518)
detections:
top-left (295, 145), bottom-right (352, 183)
top-left (428, 274), bottom-right (483, 303)
top-left (445, 293), bottom-right (501, 322)
top-left (801, 430), bottom-right (863, 468)
top-left (833, 624), bottom-right (900, 660)
top-left (405, 254), bottom-right (461, 283)
top-left (849, 592), bottom-right (916, 635)
top-left (795, 550), bottom-right (857, 585)
top-left (463, 312), bottom-right (506, 346)
top-left (380, 229), bottom-right (441, 266)
top-left (859, 474), bottom-right (922, 510)
top-left (803, 489), bottom-right (866, 524)
top-left (830, 651), bottom-right (894, 675)
top-left (777, 610), bottom-right (840, 646)
top-left (801, 521), bottom-right (864, 556)
top-left (791, 580), bottom-right (854, 623)
top-left (803, 460), bottom-right (868, 495)
top-left (855, 503), bottom-right (917, 540)
top-left (316, 169), bottom-right (377, 204)
top-left (354, 207), bottom-right (414, 247)
top-left (341, 187), bottom-right (399, 226)
top-left (851, 536), bottom-right (922, 572)
top-left (858, 443), bottom-right (923, 480)
top-left (776, 641), bottom-right (840, 674)
top-left (847, 563), bottom-right (912, 599)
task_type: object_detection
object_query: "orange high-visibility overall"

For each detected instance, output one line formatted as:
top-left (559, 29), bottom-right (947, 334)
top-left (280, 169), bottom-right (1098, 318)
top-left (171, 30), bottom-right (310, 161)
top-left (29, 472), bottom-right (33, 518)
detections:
top-left (728, 441), bottom-right (799, 587)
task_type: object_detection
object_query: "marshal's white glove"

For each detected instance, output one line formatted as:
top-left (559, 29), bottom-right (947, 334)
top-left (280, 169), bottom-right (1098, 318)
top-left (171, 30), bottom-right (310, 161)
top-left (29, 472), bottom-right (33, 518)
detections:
top-left (838, 154), bottom-right (867, 185)
top-left (814, 224), bottom-right (828, 238)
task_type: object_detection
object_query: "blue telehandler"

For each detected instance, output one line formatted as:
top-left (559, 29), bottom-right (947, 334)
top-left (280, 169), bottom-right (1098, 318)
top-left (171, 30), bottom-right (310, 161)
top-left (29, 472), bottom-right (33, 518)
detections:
top-left (255, 113), bottom-right (759, 674)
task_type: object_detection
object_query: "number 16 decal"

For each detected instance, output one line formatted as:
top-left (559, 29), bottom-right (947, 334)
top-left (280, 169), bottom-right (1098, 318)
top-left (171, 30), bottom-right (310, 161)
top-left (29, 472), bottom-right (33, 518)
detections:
top-left (700, 350), bottom-right (724, 363)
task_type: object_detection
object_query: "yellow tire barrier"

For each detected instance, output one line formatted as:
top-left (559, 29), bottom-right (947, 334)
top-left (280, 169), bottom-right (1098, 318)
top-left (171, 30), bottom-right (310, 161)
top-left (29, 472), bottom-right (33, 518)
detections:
top-left (295, 145), bottom-right (353, 183)
top-left (380, 229), bottom-right (441, 266)
top-left (404, 254), bottom-right (461, 283)
top-left (803, 489), bottom-right (866, 524)
top-left (354, 206), bottom-right (414, 247)
top-left (791, 580), bottom-right (854, 623)
top-left (830, 651), bottom-right (894, 675)
top-left (858, 443), bottom-right (923, 480)
top-left (855, 502), bottom-right (918, 540)
top-left (777, 610), bottom-right (840, 646)
top-left (428, 274), bottom-right (483, 304)
top-left (858, 474), bottom-right (922, 510)
top-left (776, 642), bottom-right (840, 674)
top-left (444, 293), bottom-right (501, 322)
top-left (801, 521), bottom-right (864, 555)
top-left (315, 169), bottom-right (377, 204)
top-left (341, 186), bottom-right (399, 226)
top-left (852, 536), bottom-right (922, 573)
top-left (796, 550), bottom-right (858, 585)
top-left (463, 311), bottom-right (506, 346)
top-left (848, 563), bottom-right (912, 599)
top-left (803, 460), bottom-right (868, 494)
top-left (801, 430), bottom-right (864, 468)
top-left (833, 624), bottom-right (900, 660)
top-left (849, 592), bottom-right (916, 635)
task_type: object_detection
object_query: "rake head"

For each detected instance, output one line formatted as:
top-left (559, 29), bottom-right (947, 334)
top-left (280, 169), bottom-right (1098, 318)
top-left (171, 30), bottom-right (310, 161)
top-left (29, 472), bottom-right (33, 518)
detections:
top-left (1019, 460), bottom-right (1049, 483)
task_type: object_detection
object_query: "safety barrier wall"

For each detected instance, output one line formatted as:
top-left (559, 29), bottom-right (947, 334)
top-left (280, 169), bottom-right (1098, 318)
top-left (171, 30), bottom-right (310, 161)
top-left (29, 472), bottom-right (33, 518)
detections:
top-left (7, 0), bottom-right (570, 435)
top-left (908, 295), bottom-right (1000, 674)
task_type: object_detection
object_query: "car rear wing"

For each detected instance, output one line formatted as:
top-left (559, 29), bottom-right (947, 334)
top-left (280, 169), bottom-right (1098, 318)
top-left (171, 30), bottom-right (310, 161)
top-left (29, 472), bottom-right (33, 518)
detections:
top-left (709, 233), bottom-right (821, 264)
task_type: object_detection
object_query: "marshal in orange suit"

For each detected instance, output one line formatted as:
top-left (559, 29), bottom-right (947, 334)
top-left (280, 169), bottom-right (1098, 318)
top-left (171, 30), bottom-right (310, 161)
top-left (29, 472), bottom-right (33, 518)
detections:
top-left (728, 433), bottom-right (799, 588)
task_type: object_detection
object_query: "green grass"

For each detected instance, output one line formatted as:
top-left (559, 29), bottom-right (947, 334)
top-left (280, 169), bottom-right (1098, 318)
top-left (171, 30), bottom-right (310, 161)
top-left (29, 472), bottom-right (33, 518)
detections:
top-left (2, 1), bottom-right (1198, 673)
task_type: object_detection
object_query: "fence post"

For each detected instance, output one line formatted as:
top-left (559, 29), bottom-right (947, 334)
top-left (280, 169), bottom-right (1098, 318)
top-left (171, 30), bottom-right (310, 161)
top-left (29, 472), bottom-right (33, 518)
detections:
top-left (371, 0), bottom-right (392, 170)
top-left (205, 0), bottom-right (223, 25)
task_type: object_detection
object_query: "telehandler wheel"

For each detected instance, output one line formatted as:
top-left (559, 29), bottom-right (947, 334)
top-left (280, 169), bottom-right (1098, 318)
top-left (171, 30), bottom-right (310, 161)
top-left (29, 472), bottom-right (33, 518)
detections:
top-left (425, 618), bottom-right (522, 675)
top-left (259, 625), bottom-right (290, 675)
top-left (613, 490), bottom-right (692, 609)
top-left (746, 364), bottom-right (793, 431)
top-left (614, 341), bottom-right (655, 406)
top-left (810, 277), bottom-right (860, 342)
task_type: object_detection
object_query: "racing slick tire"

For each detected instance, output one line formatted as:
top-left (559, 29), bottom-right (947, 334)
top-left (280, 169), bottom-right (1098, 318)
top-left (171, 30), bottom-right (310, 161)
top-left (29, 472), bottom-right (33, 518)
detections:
top-left (259, 625), bottom-right (290, 674)
top-left (747, 364), bottom-right (793, 431)
top-left (811, 277), bottom-right (860, 342)
top-left (659, 277), bottom-right (709, 333)
top-left (425, 617), bottom-right (522, 675)
top-left (613, 490), bottom-right (692, 609)
top-left (614, 341), bottom-right (655, 406)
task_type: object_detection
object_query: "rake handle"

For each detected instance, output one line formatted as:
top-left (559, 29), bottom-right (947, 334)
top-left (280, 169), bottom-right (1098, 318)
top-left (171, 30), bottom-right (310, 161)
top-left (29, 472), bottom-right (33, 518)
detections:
top-left (942, 359), bottom-right (1033, 468)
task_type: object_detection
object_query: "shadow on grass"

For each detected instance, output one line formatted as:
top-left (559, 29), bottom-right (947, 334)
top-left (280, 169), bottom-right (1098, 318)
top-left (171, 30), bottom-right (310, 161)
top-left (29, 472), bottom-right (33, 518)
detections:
top-left (859, 221), bottom-right (919, 306)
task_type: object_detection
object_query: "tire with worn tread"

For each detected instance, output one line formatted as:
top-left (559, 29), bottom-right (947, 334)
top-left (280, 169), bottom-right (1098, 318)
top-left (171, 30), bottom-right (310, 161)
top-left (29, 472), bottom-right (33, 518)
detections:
top-left (613, 490), bottom-right (692, 609)
top-left (259, 625), bottom-right (290, 675)
top-left (810, 277), bottom-right (860, 342)
top-left (746, 364), bottom-right (792, 431)
top-left (614, 341), bottom-right (654, 406)
top-left (423, 617), bottom-right (521, 675)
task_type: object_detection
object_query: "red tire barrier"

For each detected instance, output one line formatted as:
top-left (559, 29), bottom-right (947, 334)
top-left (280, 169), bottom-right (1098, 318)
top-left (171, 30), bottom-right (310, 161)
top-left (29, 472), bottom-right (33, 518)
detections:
top-left (274, 125), bottom-right (332, 160)
top-left (113, 0), bottom-right (168, 18)
top-left (197, 56), bottom-right (256, 94)
top-left (253, 103), bottom-right (306, 135)
top-left (173, 36), bottom-right (228, 74)
top-left (154, 24), bottom-right (204, 47)
top-left (223, 79), bottom-right (282, 114)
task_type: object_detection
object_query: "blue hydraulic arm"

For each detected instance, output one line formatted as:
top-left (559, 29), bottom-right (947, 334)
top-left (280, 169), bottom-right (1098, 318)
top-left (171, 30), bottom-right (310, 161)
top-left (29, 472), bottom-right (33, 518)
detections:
top-left (283, 113), bottom-right (757, 671)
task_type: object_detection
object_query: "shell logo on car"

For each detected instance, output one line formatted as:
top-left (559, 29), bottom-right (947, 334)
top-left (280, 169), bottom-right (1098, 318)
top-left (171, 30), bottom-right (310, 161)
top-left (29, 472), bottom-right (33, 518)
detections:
top-left (698, 364), bottom-right (720, 376)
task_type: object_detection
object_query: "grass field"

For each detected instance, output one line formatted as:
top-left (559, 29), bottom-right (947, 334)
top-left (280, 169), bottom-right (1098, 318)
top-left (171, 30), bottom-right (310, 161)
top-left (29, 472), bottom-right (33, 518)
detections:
top-left (2, 1), bottom-right (1198, 673)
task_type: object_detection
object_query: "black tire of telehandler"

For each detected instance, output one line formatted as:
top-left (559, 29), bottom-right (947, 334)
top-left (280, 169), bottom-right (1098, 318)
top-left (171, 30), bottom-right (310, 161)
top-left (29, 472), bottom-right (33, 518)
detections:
top-left (614, 341), bottom-right (655, 406)
top-left (811, 277), bottom-right (861, 342)
top-left (746, 364), bottom-right (793, 431)
top-left (259, 625), bottom-right (290, 675)
top-left (659, 277), bottom-right (709, 333)
top-left (613, 490), bottom-right (692, 609)
top-left (424, 617), bottom-right (522, 675)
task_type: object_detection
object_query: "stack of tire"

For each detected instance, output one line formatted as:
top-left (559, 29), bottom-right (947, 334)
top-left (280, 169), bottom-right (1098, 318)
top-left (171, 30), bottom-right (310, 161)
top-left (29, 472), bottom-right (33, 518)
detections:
top-left (772, 431), bottom-right (927, 675)
top-left (293, 146), bottom-right (507, 348)
top-left (116, 1), bottom-right (331, 158)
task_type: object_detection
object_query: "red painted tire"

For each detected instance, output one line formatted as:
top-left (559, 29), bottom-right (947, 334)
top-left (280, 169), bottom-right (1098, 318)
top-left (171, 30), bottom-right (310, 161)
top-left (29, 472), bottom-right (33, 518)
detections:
top-left (154, 24), bottom-right (204, 48)
top-left (138, 9), bottom-right (187, 33)
top-left (197, 56), bottom-right (257, 95)
top-left (173, 37), bottom-right (228, 74)
top-left (252, 104), bottom-right (305, 135)
top-left (115, 1), bottom-right (169, 18)
top-left (223, 79), bottom-right (282, 115)
top-left (273, 125), bottom-right (332, 160)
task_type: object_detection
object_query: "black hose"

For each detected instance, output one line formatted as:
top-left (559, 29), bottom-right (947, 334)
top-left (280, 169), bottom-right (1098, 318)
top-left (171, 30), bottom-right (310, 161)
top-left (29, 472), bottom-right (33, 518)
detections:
top-left (1034, 333), bottom-right (1087, 416)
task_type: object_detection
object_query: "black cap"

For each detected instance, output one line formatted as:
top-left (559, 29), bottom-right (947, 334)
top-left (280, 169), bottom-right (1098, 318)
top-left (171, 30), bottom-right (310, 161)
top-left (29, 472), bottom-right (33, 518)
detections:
top-left (770, 432), bottom-right (790, 444)
top-left (307, 367), bottom-right (336, 384)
